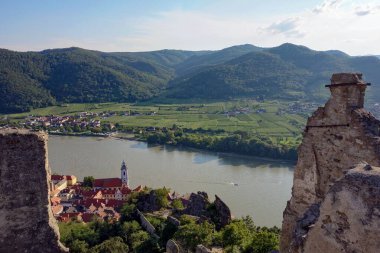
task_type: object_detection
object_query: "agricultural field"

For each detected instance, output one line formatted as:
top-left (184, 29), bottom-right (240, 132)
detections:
top-left (2, 100), bottom-right (310, 142)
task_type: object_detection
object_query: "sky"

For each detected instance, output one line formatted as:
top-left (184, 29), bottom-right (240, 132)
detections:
top-left (0, 0), bottom-right (379, 55)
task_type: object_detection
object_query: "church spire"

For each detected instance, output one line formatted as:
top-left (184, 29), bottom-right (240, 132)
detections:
top-left (121, 160), bottom-right (129, 187)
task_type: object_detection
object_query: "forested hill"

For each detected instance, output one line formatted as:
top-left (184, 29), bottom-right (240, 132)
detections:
top-left (1, 44), bottom-right (379, 113)
top-left (0, 47), bottom-right (201, 113)
top-left (166, 43), bottom-right (380, 102)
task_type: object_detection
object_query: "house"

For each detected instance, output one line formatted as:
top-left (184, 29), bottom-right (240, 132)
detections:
top-left (93, 178), bottom-right (123, 189)
top-left (80, 189), bottom-right (103, 199)
top-left (58, 212), bottom-right (82, 223)
top-left (51, 175), bottom-right (65, 184)
top-left (102, 187), bottom-right (131, 201)
top-left (66, 175), bottom-right (77, 186)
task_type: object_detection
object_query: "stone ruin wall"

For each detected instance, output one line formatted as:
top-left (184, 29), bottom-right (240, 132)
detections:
top-left (0, 129), bottom-right (66, 252)
top-left (281, 73), bottom-right (380, 252)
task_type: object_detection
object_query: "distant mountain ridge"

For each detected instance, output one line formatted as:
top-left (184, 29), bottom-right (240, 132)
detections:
top-left (0, 43), bottom-right (379, 113)
top-left (166, 43), bottom-right (380, 102)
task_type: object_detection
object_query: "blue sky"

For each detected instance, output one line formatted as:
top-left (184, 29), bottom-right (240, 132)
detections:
top-left (0, 0), bottom-right (379, 55)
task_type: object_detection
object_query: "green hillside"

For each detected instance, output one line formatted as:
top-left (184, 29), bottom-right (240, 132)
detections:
top-left (0, 47), bottom-right (182, 113)
top-left (1, 43), bottom-right (379, 113)
top-left (167, 43), bottom-right (380, 102)
top-left (166, 51), bottom-right (310, 100)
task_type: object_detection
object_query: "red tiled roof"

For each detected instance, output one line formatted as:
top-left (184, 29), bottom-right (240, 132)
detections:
top-left (84, 199), bottom-right (105, 209)
top-left (51, 205), bottom-right (64, 215)
top-left (58, 212), bottom-right (81, 222)
top-left (104, 199), bottom-right (126, 209)
top-left (102, 187), bottom-right (131, 195)
top-left (94, 178), bottom-right (122, 188)
top-left (51, 175), bottom-right (65, 181)
top-left (102, 189), bottom-right (117, 195)
top-left (120, 187), bottom-right (131, 194)
top-left (66, 175), bottom-right (76, 180)
top-left (133, 185), bottom-right (143, 192)
top-left (81, 213), bottom-right (98, 223)
top-left (51, 196), bottom-right (61, 205)
top-left (81, 189), bottom-right (102, 198)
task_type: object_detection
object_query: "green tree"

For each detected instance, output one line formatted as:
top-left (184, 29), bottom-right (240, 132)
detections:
top-left (70, 239), bottom-right (89, 253)
top-left (90, 237), bottom-right (129, 253)
top-left (174, 221), bottom-right (214, 251)
top-left (248, 231), bottom-right (279, 253)
top-left (73, 124), bottom-right (81, 132)
top-left (83, 176), bottom-right (95, 188)
top-left (220, 220), bottom-right (252, 251)
top-left (153, 188), bottom-right (170, 209)
top-left (172, 199), bottom-right (184, 210)
top-left (128, 230), bottom-right (149, 252)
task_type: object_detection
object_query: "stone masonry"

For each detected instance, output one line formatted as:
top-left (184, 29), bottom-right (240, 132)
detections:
top-left (280, 73), bottom-right (380, 252)
top-left (0, 129), bottom-right (67, 252)
top-left (302, 163), bottom-right (380, 252)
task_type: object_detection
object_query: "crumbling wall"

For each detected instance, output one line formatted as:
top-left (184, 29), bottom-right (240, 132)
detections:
top-left (302, 163), bottom-right (380, 252)
top-left (281, 73), bottom-right (380, 252)
top-left (0, 129), bottom-right (66, 252)
top-left (136, 209), bottom-right (159, 239)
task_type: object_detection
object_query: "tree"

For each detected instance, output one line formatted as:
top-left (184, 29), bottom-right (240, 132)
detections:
top-left (248, 231), bottom-right (279, 253)
top-left (73, 124), bottom-right (81, 132)
top-left (128, 230), bottom-right (149, 252)
top-left (83, 176), bottom-right (95, 188)
top-left (171, 199), bottom-right (184, 211)
top-left (220, 220), bottom-right (253, 251)
top-left (90, 237), bottom-right (129, 253)
top-left (70, 239), bottom-right (89, 253)
top-left (174, 221), bottom-right (214, 251)
top-left (153, 188), bottom-right (170, 209)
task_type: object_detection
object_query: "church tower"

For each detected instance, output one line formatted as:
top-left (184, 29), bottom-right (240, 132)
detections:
top-left (121, 160), bottom-right (129, 187)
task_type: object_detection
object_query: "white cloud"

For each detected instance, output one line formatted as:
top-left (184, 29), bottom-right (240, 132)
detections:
top-left (264, 18), bottom-right (305, 38)
top-left (354, 4), bottom-right (380, 16)
top-left (313, 0), bottom-right (343, 14)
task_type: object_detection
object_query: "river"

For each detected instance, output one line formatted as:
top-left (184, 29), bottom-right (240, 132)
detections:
top-left (48, 135), bottom-right (295, 227)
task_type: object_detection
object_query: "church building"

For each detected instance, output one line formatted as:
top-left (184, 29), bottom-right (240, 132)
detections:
top-left (93, 161), bottom-right (129, 189)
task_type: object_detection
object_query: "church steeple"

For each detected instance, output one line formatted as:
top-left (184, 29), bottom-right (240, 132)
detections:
top-left (121, 160), bottom-right (129, 187)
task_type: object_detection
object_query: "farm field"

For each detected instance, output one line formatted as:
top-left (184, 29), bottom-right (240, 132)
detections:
top-left (2, 100), bottom-right (310, 144)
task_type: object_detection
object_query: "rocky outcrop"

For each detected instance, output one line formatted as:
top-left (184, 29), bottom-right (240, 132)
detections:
top-left (303, 163), bottom-right (380, 252)
top-left (0, 129), bottom-right (67, 252)
top-left (166, 239), bottom-right (183, 253)
top-left (137, 190), bottom-right (161, 212)
top-left (184, 191), bottom-right (211, 217)
top-left (281, 73), bottom-right (380, 252)
top-left (214, 195), bottom-right (232, 229)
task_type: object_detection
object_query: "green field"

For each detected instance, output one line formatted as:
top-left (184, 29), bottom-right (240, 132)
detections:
top-left (2, 100), bottom-right (308, 145)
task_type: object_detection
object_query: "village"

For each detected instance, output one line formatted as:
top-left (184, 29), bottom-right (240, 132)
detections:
top-left (50, 161), bottom-right (142, 223)
top-left (49, 161), bottom-right (230, 226)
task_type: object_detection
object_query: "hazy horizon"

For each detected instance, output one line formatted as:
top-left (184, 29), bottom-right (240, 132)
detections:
top-left (1, 0), bottom-right (380, 55)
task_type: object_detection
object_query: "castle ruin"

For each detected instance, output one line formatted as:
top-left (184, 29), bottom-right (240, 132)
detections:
top-left (0, 129), bottom-right (66, 252)
top-left (281, 73), bottom-right (380, 252)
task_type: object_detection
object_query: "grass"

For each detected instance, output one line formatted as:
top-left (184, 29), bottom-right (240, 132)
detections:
top-left (2, 99), bottom-right (309, 145)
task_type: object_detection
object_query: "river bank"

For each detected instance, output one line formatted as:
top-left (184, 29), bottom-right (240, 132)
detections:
top-left (47, 130), bottom-right (298, 161)
top-left (48, 135), bottom-right (294, 226)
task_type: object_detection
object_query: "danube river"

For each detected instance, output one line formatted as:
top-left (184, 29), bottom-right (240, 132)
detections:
top-left (48, 135), bottom-right (295, 227)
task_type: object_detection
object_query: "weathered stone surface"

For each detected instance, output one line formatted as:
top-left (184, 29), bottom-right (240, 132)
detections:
top-left (195, 245), bottom-right (212, 253)
top-left (167, 215), bottom-right (181, 227)
top-left (137, 190), bottom-right (161, 212)
top-left (214, 195), bottom-right (232, 229)
top-left (303, 163), bottom-right (380, 253)
top-left (281, 73), bottom-right (380, 252)
top-left (166, 239), bottom-right (185, 253)
top-left (0, 129), bottom-right (67, 252)
top-left (184, 191), bottom-right (211, 217)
